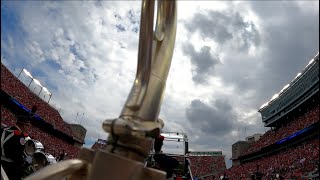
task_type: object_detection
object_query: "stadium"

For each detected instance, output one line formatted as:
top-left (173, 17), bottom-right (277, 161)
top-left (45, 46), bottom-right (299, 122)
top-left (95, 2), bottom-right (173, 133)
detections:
top-left (1, 35), bottom-right (319, 180)
top-left (78, 52), bottom-right (319, 180)
top-left (1, 63), bottom-right (86, 169)
top-left (215, 52), bottom-right (319, 179)
top-left (1, 1), bottom-right (319, 180)
top-left (1, 47), bottom-right (319, 180)
top-left (1, 49), bottom-right (319, 180)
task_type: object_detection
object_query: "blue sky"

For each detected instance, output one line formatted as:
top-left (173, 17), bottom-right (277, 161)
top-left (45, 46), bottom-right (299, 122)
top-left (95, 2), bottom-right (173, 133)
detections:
top-left (1, 1), bottom-right (318, 168)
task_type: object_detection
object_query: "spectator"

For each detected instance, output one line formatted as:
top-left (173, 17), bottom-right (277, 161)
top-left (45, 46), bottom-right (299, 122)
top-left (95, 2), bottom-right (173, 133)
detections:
top-left (153, 135), bottom-right (179, 179)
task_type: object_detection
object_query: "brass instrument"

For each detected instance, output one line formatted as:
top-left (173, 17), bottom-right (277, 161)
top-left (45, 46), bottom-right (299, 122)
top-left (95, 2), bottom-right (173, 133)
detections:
top-left (19, 0), bottom-right (177, 179)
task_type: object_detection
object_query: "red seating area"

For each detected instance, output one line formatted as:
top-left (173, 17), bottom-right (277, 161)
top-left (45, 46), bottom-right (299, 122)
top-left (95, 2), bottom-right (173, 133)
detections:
top-left (1, 107), bottom-right (80, 159)
top-left (1, 63), bottom-right (81, 159)
top-left (215, 139), bottom-right (319, 179)
top-left (28, 125), bottom-right (80, 159)
top-left (242, 106), bottom-right (319, 156)
top-left (188, 155), bottom-right (226, 178)
top-left (1, 63), bottom-right (74, 138)
top-left (1, 105), bottom-right (17, 126)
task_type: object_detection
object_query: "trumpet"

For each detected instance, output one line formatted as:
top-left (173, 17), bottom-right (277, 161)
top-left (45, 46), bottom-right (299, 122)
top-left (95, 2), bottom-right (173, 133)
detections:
top-left (103, 0), bottom-right (177, 162)
top-left (22, 0), bottom-right (177, 179)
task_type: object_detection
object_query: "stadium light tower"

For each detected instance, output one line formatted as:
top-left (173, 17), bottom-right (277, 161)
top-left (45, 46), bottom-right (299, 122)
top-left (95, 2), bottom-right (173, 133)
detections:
top-left (18, 69), bottom-right (24, 78)
top-left (23, 69), bottom-right (33, 78)
top-left (32, 79), bottom-right (44, 95)
top-left (28, 78), bottom-right (34, 87)
top-left (47, 94), bottom-right (52, 103)
top-left (42, 87), bottom-right (52, 103)
top-left (34, 79), bottom-right (52, 103)
top-left (33, 78), bottom-right (43, 88)
top-left (38, 86), bottom-right (44, 95)
top-left (18, 69), bottom-right (35, 87)
top-left (19, 68), bottom-right (53, 103)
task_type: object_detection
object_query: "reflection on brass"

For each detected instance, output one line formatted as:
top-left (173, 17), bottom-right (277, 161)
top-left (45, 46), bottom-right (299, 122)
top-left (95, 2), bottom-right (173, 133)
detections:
top-left (104, 0), bottom-right (177, 162)
top-left (22, 0), bottom-right (177, 179)
top-left (24, 159), bottom-right (86, 180)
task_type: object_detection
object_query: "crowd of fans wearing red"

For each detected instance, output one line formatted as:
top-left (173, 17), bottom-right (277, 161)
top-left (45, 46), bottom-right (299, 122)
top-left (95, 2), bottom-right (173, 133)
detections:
top-left (1, 64), bottom-right (74, 137)
top-left (1, 106), bottom-right (17, 126)
top-left (28, 125), bottom-right (80, 159)
top-left (242, 106), bottom-right (319, 156)
top-left (215, 139), bottom-right (319, 179)
top-left (188, 155), bottom-right (226, 179)
top-left (213, 105), bottom-right (319, 179)
top-left (1, 63), bottom-right (80, 159)
top-left (184, 105), bottom-right (319, 180)
top-left (1, 63), bottom-right (319, 179)
top-left (1, 106), bottom-right (80, 159)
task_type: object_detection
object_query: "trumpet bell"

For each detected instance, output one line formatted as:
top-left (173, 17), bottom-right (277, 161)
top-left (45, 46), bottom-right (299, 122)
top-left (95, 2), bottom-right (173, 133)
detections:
top-left (32, 152), bottom-right (57, 172)
top-left (25, 139), bottom-right (44, 156)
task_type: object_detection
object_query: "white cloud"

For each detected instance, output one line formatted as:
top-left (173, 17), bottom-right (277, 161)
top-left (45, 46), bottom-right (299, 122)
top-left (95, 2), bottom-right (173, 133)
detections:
top-left (1, 1), bottom-right (318, 169)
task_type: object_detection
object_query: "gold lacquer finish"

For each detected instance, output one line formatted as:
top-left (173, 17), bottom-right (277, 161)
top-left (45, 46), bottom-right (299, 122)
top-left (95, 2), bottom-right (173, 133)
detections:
top-left (104, 0), bottom-right (177, 162)
top-left (18, 0), bottom-right (177, 179)
top-left (23, 159), bottom-right (87, 180)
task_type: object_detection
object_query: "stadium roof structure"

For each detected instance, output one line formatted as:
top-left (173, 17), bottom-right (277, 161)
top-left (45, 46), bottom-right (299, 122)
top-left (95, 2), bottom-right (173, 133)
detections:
top-left (20, 68), bottom-right (52, 96)
top-left (258, 51), bottom-right (319, 112)
top-left (67, 123), bottom-right (86, 129)
top-left (96, 139), bottom-right (107, 144)
top-left (188, 151), bottom-right (223, 156)
top-left (159, 132), bottom-right (188, 155)
top-left (1, 64), bottom-right (80, 143)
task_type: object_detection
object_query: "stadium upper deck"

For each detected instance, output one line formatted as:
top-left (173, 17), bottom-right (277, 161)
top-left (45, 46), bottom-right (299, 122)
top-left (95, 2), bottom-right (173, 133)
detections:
top-left (224, 52), bottom-right (320, 179)
top-left (259, 52), bottom-right (319, 127)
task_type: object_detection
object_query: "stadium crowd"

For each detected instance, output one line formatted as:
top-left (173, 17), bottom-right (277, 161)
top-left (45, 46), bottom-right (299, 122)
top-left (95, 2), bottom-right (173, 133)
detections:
top-left (28, 125), bottom-right (80, 159)
top-left (216, 139), bottom-right (319, 179)
top-left (1, 105), bottom-right (17, 126)
top-left (242, 106), bottom-right (319, 156)
top-left (1, 106), bottom-right (80, 159)
top-left (188, 155), bottom-right (226, 179)
top-left (1, 63), bottom-right (81, 160)
top-left (1, 64), bottom-right (74, 137)
top-left (189, 105), bottom-right (319, 180)
top-left (1, 60), bottom-right (318, 179)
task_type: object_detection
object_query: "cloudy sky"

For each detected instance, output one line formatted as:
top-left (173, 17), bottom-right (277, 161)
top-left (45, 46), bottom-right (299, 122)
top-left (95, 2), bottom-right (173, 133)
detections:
top-left (1, 1), bottom-right (318, 168)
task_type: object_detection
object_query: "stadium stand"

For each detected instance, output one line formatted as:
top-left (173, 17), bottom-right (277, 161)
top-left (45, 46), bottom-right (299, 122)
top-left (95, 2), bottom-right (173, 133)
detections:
top-left (28, 125), bottom-right (80, 159)
top-left (216, 53), bottom-right (319, 179)
top-left (242, 105), bottom-right (319, 156)
top-left (216, 138), bottom-right (319, 179)
top-left (91, 139), bottom-right (107, 150)
top-left (1, 63), bottom-right (74, 137)
top-left (1, 91), bottom-right (81, 160)
top-left (1, 49), bottom-right (318, 179)
top-left (1, 105), bottom-right (17, 126)
top-left (1, 63), bottom-right (83, 160)
top-left (188, 154), bottom-right (226, 179)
